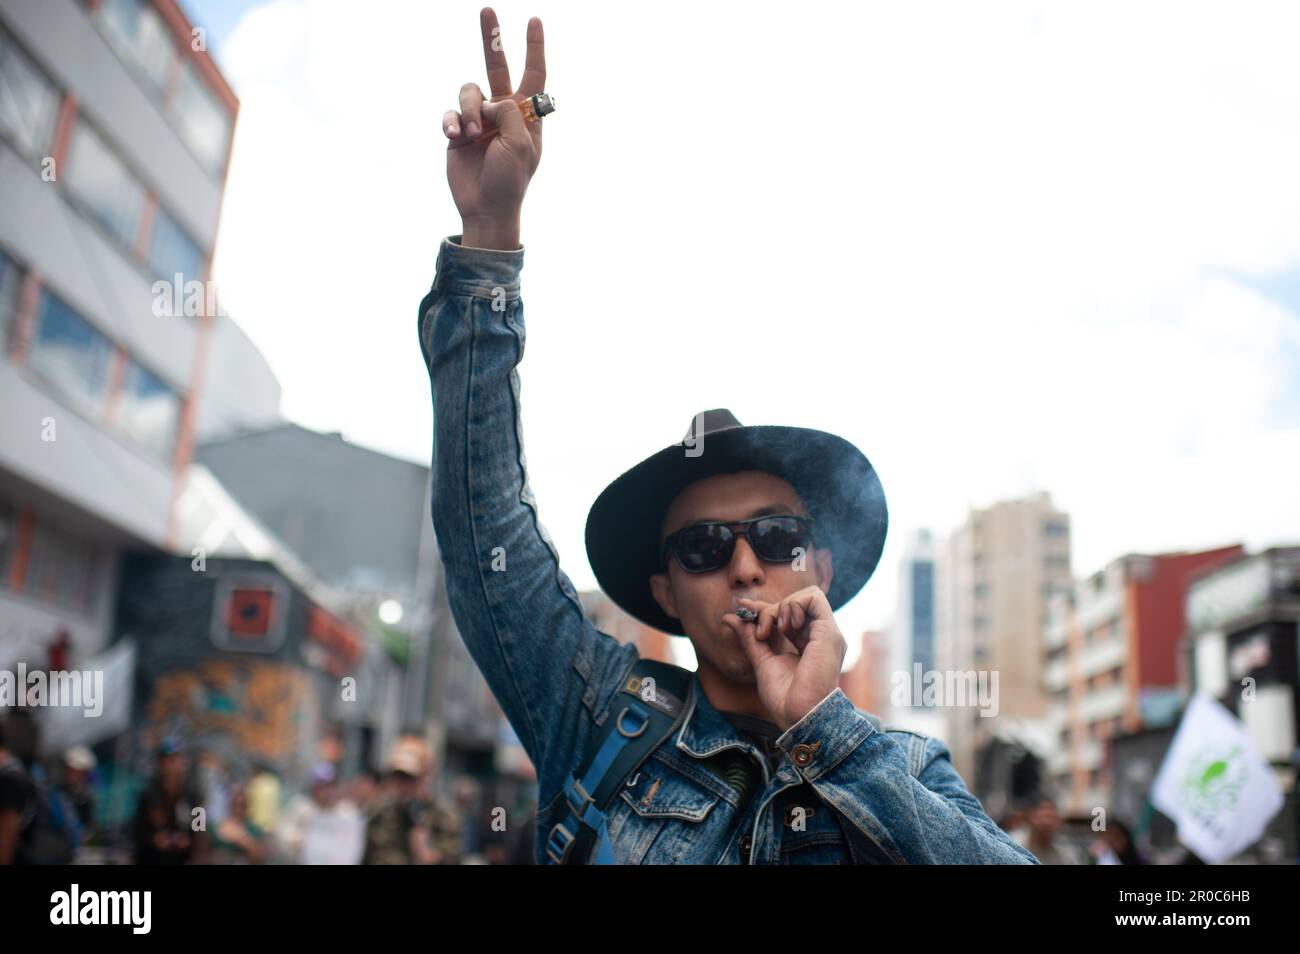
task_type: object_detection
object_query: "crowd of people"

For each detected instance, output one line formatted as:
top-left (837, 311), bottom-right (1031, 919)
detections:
top-left (1, 712), bottom-right (1202, 866)
top-left (1002, 797), bottom-right (1150, 865)
top-left (0, 719), bottom-right (97, 865)
top-left (0, 716), bottom-right (536, 865)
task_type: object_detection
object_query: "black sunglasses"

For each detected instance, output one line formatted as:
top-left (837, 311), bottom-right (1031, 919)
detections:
top-left (661, 515), bottom-right (816, 574)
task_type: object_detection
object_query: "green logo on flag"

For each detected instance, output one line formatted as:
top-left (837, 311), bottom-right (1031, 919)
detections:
top-left (1180, 745), bottom-right (1246, 815)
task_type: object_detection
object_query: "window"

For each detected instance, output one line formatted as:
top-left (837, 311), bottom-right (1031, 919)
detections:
top-left (118, 358), bottom-right (180, 457)
top-left (97, 0), bottom-right (175, 98)
top-left (148, 206), bottom-right (205, 284)
top-left (23, 519), bottom-right (101, 614)
top-left (0, 503), bottom-right (16, 584)
top-left (0, 25), bottom-right (61, 160)
top-left (65, 122), bottom-right (145, 248)
top-left (1043, 520), bottom-right (1068, 538)
top-left (912, 561), bottom-right (934, 638)
top-left (28, 291), bottom-right (113, 416)
top-left (1, 248), bottom-right (21, 350)
top-left (171, 60), bottom-right (231, 176)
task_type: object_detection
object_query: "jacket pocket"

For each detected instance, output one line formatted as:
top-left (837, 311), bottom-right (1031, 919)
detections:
top-left (606, 757), bottom-right (725, 864)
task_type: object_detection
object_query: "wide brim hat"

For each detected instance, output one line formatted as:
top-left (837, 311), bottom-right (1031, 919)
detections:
top-left (585, 409), bottom-right (887, 636)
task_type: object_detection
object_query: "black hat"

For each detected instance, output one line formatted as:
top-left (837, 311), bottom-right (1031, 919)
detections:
top-left (584, 409), bottom-right (887, 637)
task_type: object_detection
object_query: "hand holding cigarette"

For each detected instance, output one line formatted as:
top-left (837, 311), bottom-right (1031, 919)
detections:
top-left (723, 587), bottom-right (848, 733)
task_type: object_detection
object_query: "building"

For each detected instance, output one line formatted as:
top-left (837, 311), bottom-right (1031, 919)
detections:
top-left (194, 314), bottom-right (281, 442)
top-left (194, 423), bottom-right (462, 773)
top-left (891, 528), bottom-right (938, 698)
top-left (113, 552), bottom-right (366, 790)
top-left (1185, 546), bottom-right (1300, 746)
top-left (1182, 546), bottom-right (1300, 859)
top-left (936, 492), bottom-right (1073, 780)
top-left (0, 1), bottom-right (254, 704)
top-left (1043, 545), bottom-right (1244, 813)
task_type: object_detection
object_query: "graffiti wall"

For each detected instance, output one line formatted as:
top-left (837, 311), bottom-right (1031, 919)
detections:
top-left (147, 658), bottom-right (320, 778)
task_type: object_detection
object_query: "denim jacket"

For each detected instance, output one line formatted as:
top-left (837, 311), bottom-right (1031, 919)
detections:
top-left (418, 236), bottom-right (1039, 865)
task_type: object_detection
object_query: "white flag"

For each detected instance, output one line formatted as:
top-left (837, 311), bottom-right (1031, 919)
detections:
top-left (1151, 692), bottom-right (1283, 863)
top-left (37, 640), bottom-right (136, 757)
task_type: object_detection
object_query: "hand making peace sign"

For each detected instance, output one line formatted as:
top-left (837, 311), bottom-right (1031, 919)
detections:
top-left (443, 8), bottom-right (546, 250)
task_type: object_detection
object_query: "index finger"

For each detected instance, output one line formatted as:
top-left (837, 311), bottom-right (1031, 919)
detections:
top-left (480, 7), bottom-right (513, 98)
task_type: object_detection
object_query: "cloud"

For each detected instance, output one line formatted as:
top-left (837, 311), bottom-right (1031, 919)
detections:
top-left (208, 0), bottom-right (1300, 656)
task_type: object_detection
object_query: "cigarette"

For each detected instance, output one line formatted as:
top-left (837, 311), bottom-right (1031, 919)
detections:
top-left (735, 606), bottom-right (758, 622)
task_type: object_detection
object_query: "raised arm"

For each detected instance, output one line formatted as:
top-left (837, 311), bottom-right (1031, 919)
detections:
top-left (419, 9), bottom-right (634, 802)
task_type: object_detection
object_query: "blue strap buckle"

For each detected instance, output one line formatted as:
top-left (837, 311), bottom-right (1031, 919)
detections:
top-left (564, 777), bottom-right (595, 820)
top-left (546, 823), bottom-right (576, 864)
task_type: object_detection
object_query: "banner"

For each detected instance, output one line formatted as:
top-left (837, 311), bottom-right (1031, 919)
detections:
top-left (1151, 692), bottom-right (1283, 863)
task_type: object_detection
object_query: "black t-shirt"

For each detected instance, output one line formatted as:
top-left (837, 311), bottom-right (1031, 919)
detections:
top-left (704, 711), bottom-right (785, 817)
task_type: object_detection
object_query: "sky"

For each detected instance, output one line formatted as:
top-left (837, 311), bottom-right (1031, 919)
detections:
top-left (181, 0), bottom-right (1300, 660)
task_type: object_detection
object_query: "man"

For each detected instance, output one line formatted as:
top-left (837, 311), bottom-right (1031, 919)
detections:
top-left (59, 746), bottom-right (97, 842)
top-left (278, 762), bottom-right (365, 865)
top-left (0, 722), bottom-right (34, 865)
top-left (1018, 797), bottom-right (1087, 865)
top-left (419, 8), bottom-right (1036, 865)
top-left (133, 739), bottom-right (208, 865)
top-left (362, 738), bottom-right (460, 865)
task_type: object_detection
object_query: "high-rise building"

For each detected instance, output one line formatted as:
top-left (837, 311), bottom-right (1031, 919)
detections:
top-left (936, 492), bottom-right (1072, 780)
top-left (1043, 545), bottom-right (1244, 812)
top-left (0, 1), bottom-right (261, 677)
top-left (893, 528), bottom-right (937, 680)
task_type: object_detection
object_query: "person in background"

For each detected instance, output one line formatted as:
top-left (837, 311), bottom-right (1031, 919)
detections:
top-left (246, 763), bottom-right (281, 835)
top-left (1020, 797), bottom-right (1086, 865)
top-left (507, 808), bottom-right (537, 865)
top-left (279, 763), bottom-right (364, 865)
top-left (363, 738), bottom-right (460, 865)
top-left (1090, 817), bottom-right (1146, 865)
top-left (59, 747), bottom-right (98, 843)
top-left (453, 776), bottom-right (484, 862)
top-left (132, 739), bottom-right (207, 865)
top-left (212, 784), bottom-right (268, 864)
top-left (348, 768), bottom-right (383, 819)
top-left (0, 721), bottom-right (35, 865)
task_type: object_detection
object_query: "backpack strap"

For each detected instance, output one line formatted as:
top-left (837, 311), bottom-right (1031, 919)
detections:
top-left (545, 657), bottom-right (692, 865)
